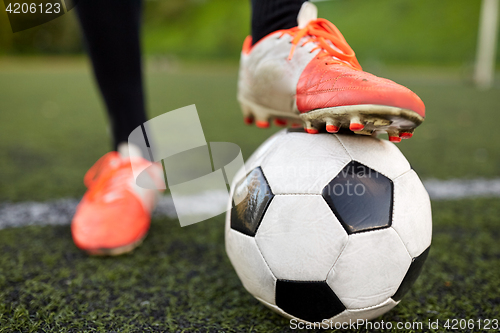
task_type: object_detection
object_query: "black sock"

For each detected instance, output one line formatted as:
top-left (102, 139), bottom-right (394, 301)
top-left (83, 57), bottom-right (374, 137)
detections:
top-left (76, 0), bottom-right (146, 151)
top-left (251, 0), bottom-right (307, 44)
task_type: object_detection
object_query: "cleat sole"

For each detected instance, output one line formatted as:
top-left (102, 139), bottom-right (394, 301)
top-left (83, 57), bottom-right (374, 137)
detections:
top-left (299, 104), bottom-right (422, 141)
top-left (238, 96), bottom-right (423, 141)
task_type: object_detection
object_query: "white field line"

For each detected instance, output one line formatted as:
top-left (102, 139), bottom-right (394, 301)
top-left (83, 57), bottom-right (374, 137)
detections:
top-left (423, 178), bottom-right (500, 200)
top-left (0, 178), bottom-right (499, 230)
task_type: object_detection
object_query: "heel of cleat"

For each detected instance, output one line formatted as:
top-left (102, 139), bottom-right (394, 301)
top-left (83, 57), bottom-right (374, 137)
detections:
top-left (241, 103), bottom-right (256, 125)
top-left (240, 99), bottom-right (301, 130)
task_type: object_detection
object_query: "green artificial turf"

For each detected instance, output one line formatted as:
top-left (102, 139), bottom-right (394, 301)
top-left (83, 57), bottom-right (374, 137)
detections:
top-left (0, 199), bottom-right (499, 332)
top-left (0, 59), bottom-right (499, 331)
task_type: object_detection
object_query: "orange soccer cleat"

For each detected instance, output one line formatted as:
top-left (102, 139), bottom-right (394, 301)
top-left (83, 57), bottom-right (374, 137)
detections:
top-left (71, 144), bottom-right (163, 255)
top-left (238, 2), bottom-right (425, 141)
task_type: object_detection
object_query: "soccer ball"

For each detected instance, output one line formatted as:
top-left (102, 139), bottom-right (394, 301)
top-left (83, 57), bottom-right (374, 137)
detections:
top-left (225, 129), bottom-right (432, 324)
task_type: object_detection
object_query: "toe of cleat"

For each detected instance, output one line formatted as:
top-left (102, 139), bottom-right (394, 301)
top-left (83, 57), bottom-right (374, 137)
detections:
top-left (390, 130), bottom-right (414, 142)
top-left (388, 135), bottom-right (402, 143)
top-left (400, 132), bottom-right (413, 139)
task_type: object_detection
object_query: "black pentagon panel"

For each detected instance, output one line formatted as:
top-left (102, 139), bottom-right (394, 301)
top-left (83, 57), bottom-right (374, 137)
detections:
top-left (392, 246), bottom-right (431, 302)
top-left (276, 280), bottom-right (346, 323)
top-left (322, 161), bottom-right (393, 234)
top-left (230, 167), bottom-right (274, 237)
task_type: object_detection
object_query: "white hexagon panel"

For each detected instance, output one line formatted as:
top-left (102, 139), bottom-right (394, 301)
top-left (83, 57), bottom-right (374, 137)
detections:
top-left (260, 131), bottom-right (351, 194)
top-left (392, 170), bottom-right (432, 258)
top-left (255, 195), bottom-right (348, 281)
top-left (326, 228), bottom-right (412, 309)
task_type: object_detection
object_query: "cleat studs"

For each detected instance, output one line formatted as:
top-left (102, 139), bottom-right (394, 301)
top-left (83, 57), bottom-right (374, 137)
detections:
top-left (388, 130), bottom-right (402, 142)
top-left (350, 123), bottom-right (365, 131)
top-left (306, 128), bottom-right (319, 134)
top-left (244, 116), bottom-right (254, 125)
top-left (325, 118), bottom-right (340, 133)
top-left (388, 131), bottom-right (402, 143)
top-left (349, 116), bottom-right (364, 131)
top-left (241, 104), bottom-right (255, 125)
top-left (400, 132), bottom-right (414, 139)
top-left (256, 120), bottom-right (270, 128)
top-left (326, 124), bottom-right (340, 133)
top-left (304, 121), bottom-right (318, 134)
top-left (274, 118), bottom-right (287, 127)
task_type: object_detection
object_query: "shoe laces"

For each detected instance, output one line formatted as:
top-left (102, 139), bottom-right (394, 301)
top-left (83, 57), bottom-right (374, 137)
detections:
top-left (283, 18), bottom-right (362, 70)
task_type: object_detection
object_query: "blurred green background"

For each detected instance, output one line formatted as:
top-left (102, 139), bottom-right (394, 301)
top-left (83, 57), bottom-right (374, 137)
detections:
top-left (0, 0), bottom-right (498, 67)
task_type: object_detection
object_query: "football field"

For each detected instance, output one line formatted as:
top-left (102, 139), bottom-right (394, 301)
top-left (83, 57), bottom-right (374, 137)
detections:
top-left (0, 58), bottom-right (499, 332)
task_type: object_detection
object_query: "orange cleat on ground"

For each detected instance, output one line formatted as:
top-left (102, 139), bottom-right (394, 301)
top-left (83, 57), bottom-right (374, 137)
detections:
top-left (71, 144), bottom-right (163, 256)
top-left (238, 2), bottom-right (424, 141)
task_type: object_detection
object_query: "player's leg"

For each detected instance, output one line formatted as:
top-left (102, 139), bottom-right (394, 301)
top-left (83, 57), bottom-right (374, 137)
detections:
top-left (240, 1), bottom-right (425, 142)
top-left (251, 0), bottom-right (307, 44)
top-left (72, 0), bottom-right (161, 255)
top-left (76, 0), bottom-right (146, 150)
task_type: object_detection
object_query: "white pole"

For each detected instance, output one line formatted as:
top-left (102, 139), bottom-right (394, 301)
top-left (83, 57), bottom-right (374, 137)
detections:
top-left (474, 0), bottom-right (499, 89)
